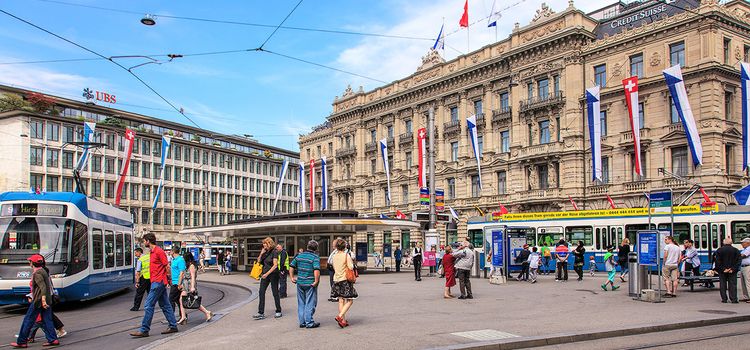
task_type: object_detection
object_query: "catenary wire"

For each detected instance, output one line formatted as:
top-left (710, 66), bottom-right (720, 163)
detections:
top-left (258, 0), bottom-right (304, 49)
top-left (259, 48), bottom-right (388, 84)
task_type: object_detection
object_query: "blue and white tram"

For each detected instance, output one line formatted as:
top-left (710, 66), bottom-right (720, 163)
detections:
top-left (0, 192), bottom-right (134, 305)
top-left (467, 206), bottom-right (750, 272)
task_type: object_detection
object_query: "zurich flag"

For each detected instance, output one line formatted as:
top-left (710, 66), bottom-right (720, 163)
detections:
top-left (741, 62), bottom-right (750, 170)
top-left (663, 65), bottom-right (702, 166)
top-left (586, 86), bottom-right (602, 182)
top-left (734, 183), bottom-right (750, 205)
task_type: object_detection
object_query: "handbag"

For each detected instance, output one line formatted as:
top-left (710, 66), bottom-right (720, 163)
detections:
top-left (182, 292), bottom-right (202, 310)
top-left (345, 256), bottom-right (357, 283)
top-left (250, 261), bottom-right (262, 280)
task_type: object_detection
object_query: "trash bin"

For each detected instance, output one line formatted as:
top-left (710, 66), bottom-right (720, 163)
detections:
top-left (638, 265), bottom-right (650, 295)
top-left (628, 252), bottom-right (639, 297)
top-left (472, 250), bottom-right (481, 278)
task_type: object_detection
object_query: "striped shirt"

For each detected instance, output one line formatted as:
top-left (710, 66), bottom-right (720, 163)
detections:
top-left (290, 251), bottom-right (320, 286)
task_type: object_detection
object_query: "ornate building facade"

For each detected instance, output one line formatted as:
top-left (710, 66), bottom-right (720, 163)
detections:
top-left (299, 0), bottom-right (750, 251)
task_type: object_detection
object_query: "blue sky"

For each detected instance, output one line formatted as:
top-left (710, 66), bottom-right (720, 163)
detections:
top-left (0, 0), bottom-right (601, 151)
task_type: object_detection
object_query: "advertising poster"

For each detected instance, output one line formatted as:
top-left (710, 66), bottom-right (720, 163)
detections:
top-left (423, 251), bottom-right (436, 267)
top-left (492, 229), bottom-right (503, 267)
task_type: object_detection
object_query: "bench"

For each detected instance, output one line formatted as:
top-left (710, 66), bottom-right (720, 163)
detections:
top-left (678, 275), bottom-right (719, 292)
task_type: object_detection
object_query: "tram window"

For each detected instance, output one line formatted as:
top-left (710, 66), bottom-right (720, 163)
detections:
top-left (617, 227), bottom-right (623, 244)
top-left (731, 221), bottom-right (750, 243)
top-left (67, 222), bottom-right (88, 275)
top-left (124, 234), bottom-right (132, 266)
top-left (92, 229), bottom-right (103, 269)
top-left (316, 236), bottom-right (330, 258)
top-left (700, 225), bottom-right (708, 250)
top-left (720, 224), bottom-right (726, 243)
top-left (609, 228), bottom-right (617, 248)
top-left (115, 232), bottom-right (124, 267)
top-left (693, 225), bottom-right (699, 245)
top-left (710, 224), bottom-right (720, 250)
top-left (660, 223), bottom-right (690, 243)
top-left (625, 224), bottom-right (655, 246)
top-left (595, 228), bottom-right (602, 250)
top-left (468, 229), bottom-right (483, 250)
top-left (105, 230), bottom-right (114, 268)
top-left (566, 226), bottom-right (593, 246)
top-left (537, 230), bottom-right (561, 248)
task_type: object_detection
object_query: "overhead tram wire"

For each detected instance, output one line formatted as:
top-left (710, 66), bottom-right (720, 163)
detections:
top-left (258, 49), bottom-right (388, 84)
top-left (258, 0), bottom-right (304, 49)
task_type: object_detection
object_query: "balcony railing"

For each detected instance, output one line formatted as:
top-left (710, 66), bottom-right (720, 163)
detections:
top-left (365, 141), bottom-right (377, 153)
top-left (475, 113), bottom-right (485, 128)
top-left (443, 120), bottom-right (461, 137)
top-left (399, 132), bottom-right (413, 147)
top-left (517, 141), bottom-right (563, 159)
top-left (519, 91), bottom-right (564, 113)
top-left (668, 122), bottom-right (683, 133)
top-left (492, 106), bottom-right (512, 125)
top-left (623, 181), bottom-right (648, 192)
top-left (662, 177), bottom-right (690, 189)
top-left (589, 184), bottom-right (610, 195)
top-left (335, 146), bottom-right (356, 158)
top-left (621, 128), bottom-right (649, 143)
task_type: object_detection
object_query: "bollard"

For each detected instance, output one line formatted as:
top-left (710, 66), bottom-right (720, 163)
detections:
top-left (628, 252), bottom-right (639, 297)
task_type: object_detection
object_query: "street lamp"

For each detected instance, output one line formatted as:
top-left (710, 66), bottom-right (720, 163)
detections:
top-left (140, 14), bottom-right (156, 26)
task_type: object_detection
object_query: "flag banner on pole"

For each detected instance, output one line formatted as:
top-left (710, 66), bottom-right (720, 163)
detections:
top-left (733, 183), bottom-right (750, 205)
top-left (586, 86), bottom-right (602, 182)
top-left (152, 135), bottom-right (171, 209)
top-left (606, 194), bottom-right (616, 209)
top-left (569, 196), bottom-right (579, 211)
top-left (379, 213), bottom-right (389, 219)
top-left (741, 62), bottom-right (750, 170)
top-left (417, 128), bottom-right (427, 187)
top-left (459, 0), bottom-right (469, 27)
top-left (298, 162), bottom-right (307, 212)
top-left (663, 65), bottom-right (702, 166)
top-left (75, 122), bottom-right (96, 172)
top-left (114, 128), bottom-right (135, 206)
top-left (432, 24), bottom-right (444, 50)
top-left (487, 0), bottom-right (501, 27)
top-left (309, 159), bottom-right (315, 211)
top-left (622, 76), bottom-right (643, 177)
top-left (395, 210), bottom-right (407, 219)
top-left (380, 138), bottom-right (392, 206)
top-left (321, 156), bottom-right (328, 210)
top-left (467, 115), bottom-right (482, 189)
top-left (699, 188), bottom-right (711, 203)
top-left (272, 159), bottom-right (289, 215)
top-left (499, 204), bottom-right (509, 214)
top-left (449, 206), bottom-right (459, 220)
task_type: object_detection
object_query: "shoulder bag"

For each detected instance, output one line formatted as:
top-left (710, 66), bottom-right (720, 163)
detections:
top-left (345, 255), bottom-right (357, 283)
top-left (249, 261), bottom-right (263, 280)
top-left (182, 291), bottom-right (202, 309)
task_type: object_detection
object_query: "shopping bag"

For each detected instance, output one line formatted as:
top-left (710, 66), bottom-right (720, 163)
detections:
top-left (250, 262), bottom-right (262, 280)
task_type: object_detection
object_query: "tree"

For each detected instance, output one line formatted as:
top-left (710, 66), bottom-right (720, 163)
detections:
top-left (0, 93), bottom-right (32, 112)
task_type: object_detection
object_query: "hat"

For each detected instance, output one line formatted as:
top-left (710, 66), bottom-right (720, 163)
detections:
top-left (27, 254), bottom-right (44, 264)
top-left (523, 244), bottom-right (529, 248)
top-left (742, 238), bottom-right (750, 243)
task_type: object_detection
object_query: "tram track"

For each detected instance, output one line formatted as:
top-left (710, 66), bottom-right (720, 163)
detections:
top-left (617, 331), bottom-right (746, 350)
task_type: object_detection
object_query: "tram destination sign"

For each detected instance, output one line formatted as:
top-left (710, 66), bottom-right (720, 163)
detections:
top-left (1, 203), bottom-right (67, 217)
top-left (649, 191), bottom-right (673, 214)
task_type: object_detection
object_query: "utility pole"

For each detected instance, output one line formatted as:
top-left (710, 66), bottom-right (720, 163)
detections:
top-left (428, 107), bottom-right (436, 231)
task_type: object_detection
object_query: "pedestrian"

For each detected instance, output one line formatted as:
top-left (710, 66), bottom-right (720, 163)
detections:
top-left (681, 239), bottom-right (701, 286)
top-left (442, 245), bottom-right (456, 298)
top-left (589, 256), bottom-right (597, 276)
top-left (715, 237), bottom-right (741, 303)
top-left (276, 244), bottom-right (289, 298)
top-left (327, 239), bottom-right (340, 302)
top-left (541, 242), bottom-right (551, 275)
top-left (203, 249), bottom-right (211, 271)
top-left (24, 255), bottom-right (66, 343)
top-left (394, 245), bottom-right (402, 272)
top-left (198, 249), bottom-right (206, 273)
top-left (662, 235), bottom-right (681, 298)
top-left (617, 238), bottom-right (630, 282)
top-left (739, 238), bottom-right (750, 303)
top-left (573, 241), bottom-right (586, 282)
top-left (131, 247), bottom-right (151, 312)
top-left (169, 247), bottom-right (187, 324)
top-left (452, 241), bottom-right (474, 299)
top-left (528, 246), bottom-right (541, 283)
top-left (601, 246), bottom-right (621, 291)
top-left (331, 239), bottom-right (358, 328)
top-left (179, 252), bottom-right (213, 323)
top-left (10, 254), bottom-right (59, 348)
top-left (374, 249), bottom-right (383, 268)
top-left (225, 250), bottom-right (232, 275)
top-left (217, 250), bottom-right (225, 276)
top-left (289, 240), bottom-right (321, 328)
top-left (253, 237), bottom-right (282, 320)
top-left (412, 243), bottom-right (423, 281)
top-left (515, 244), bottom-right (530, 281)
top-left (554, 239), bottom-right (569, 281)
top-left (130, 233), bottom-right (178, 337)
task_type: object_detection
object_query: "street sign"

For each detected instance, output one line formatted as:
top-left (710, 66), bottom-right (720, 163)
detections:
top-left (435, 188), bottom-right (445, 212)
top-left (638, 230), bottom-right (659, 265)
top-left (419, 187), bottom-right (429, 207)
top-left (649, 191), bottom-right (672, 214)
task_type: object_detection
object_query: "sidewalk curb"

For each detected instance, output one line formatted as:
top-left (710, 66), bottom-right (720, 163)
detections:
top-left (136, 280), bottom-right (258, 350)
top-left (431, 314), bottom-right (750, 350)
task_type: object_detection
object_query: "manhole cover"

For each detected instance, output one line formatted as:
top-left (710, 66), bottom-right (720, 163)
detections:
top-left (451, 329), bottom-right (519, 341)
top-left (381, 282), bottom-right (396, 284)
top-left (698, 310), bottom-right (737, 315)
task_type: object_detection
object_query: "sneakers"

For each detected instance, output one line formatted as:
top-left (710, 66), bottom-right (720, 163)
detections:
top-left (612, 285), bottom-right (620, 291)
top-left (252, 313), bottom-right (265, 320)
top-left (601, 284), bottom-right (608, 291)
top-left (56, 330), bottom-right (67, 338)
top-left (274, 312), bottom-right (283, 318)
top-left (306, 322), bottom-right (320, 328)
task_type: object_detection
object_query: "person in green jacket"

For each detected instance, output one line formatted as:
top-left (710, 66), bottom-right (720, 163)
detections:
top-left (601, 246), bottom-right (620, 291)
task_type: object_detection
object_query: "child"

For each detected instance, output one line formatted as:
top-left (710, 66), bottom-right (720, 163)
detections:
top-left (589, 255), bottom-right (596, 276)
top-left (601, 246), bottom-right (620, 291)
top-left (527, 246), bottom-right (541, 283)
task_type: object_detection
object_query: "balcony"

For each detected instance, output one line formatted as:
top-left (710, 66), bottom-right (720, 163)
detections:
top-left (519, 91), bottom-right (564, 113)
top-left (668, 122), bottom-right (683, 133)
top-left (662, 177), bottom-right (690, 189)
top-left (443, 120), bottom-right (461, 138)
top-left (517, 142), bottom-right (563, 160)
top-left (365, 141), bottom-right (377, 154)
top-left (399, 132), bottom-right (413, 147)
top-left (621, 128), bottom-right (649, 144)
top-left (335, 146), bottom-right (356, 159)
top-left (512, 188), bottom-right (561, 201)
top-left (492, 106), bottom-right (512, 126)
top-left (475, 113), bottom-right (486, 129)
top-left (589, 184), bottom-right (610, 195)
top-left (623, 181), bottom-right (648, 192)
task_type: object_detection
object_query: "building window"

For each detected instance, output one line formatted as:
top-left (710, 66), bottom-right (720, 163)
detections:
top-left (450, 106), bottom-right (458, 122)
top-left (539, 120), bottom-right (550, 144)
top-left (726, 145), bottom-right (734, 176)
top-left (538, 165), bottom-right (549, 189)
top-left (745, 45), bottom-right (750, 63)
top-left (600, 111), bottom-right (607, 136)
top-left (401, 185), bottom-right (408, 205)
top-left (477, 136), bottom-right (483, 155)
top-left (450, 142), bottom-right (458, 162)
top-left (555, 115), bottom-right (561, 141)
top-left (499, 92), bottom-right (509, 110)
top-left (46, 176), bottom-right (59, 192)
top-left (370, 129), bottom-right (377, 143)
top-left (527, 83), bottom-right (533, 100)
top-left (528, 123), bottom-right (533, 146)
top-left (92, 155), bottom-right (102, 172)
top-left (387, 125), bottom-right (394, 139)
top-left (30, 120), bottom-right (43, 139)
top-left (725, 91), bottom-right (733, 120)
top-left (30, 147), bottom-right (43, 166)
top-left (630, 53), bottom-right (643, 78)
top-left (601, 157), bottom-right (610, 184)
top-left (670, 42), bottom-right (685, 67)
top-left (671, 146), bottom-right (688, 177)
top-left (405, 119), bottom-right (413, 133)
top-left (63, 125), bottom-right (74, 143)
top-left (537, 78), bottom-right (549, 99)
top-left (594, 64), bottom-right (606, 87)
top-left (670, 99), bottom-right (679, 124)
top-left (62, 177), bottom-right (73, 192)
top-left (500, 130), bottom-right (510, 153)
top-left (497, 171), bottom-right (507, 194)
top-left (553, 75), bottom-right (560, 94)
top-left (46, 150), bottom-right (58, 168)
top-left (471, 175), bottom-right (480, 197)
top-left (142, 186), bottom-right (151, 201)
top-left (632, 152), bottom-right (647, 181)
top-left (142, 139), bottom-right (151, 156)
top-left (405, 151), bottom-right (412, 168)
top-left (91, 181), bottom-right (102, 198)
top-left (474, 99), bottom-right (483, 116)
top-left (46, 123), bottom-right (59, 142)
top-left (105, 157), bottom-right (114, 174)
top-left (370, 158), bottom-right (376, 175)
top-left (638, 102), bottom-right (645, 129)
top-left (447, 178), bottom-right (456, 199)
top-left (30, 174), bottom-right (43, 190)
top-left (367, 190), bottom-right (373, 208)
top-left (724, 38), bottom-right (731, 65)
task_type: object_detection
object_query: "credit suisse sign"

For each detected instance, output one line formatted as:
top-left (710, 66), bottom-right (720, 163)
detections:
top-left (595, 0), bottom-right (699, 39)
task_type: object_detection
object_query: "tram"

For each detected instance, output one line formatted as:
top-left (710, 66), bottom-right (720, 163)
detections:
top-left (467, 205), bottom-right (750, 272)
top-left (0, 192), bottom-right (134, 305)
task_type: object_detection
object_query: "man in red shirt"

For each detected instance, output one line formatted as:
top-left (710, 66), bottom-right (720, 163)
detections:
top-left (130, 233), bottom-right (178, 337)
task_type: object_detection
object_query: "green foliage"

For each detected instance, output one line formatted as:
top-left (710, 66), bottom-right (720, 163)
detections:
top-left (100, 117), bottom-right (127, 128)
top-left (0, 93), bottom-right (32, 112)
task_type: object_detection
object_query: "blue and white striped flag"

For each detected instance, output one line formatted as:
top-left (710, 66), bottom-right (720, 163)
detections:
top-left (432, 24), bottom-right (444, 50)
top-left (734, 183), bottom-right (750, 205)
top-left (449, 206), bottom-right (459, 220)
top-left (74, 122), bottom-right (96, 172)
top-left (467, 115), bottom-right (482, 189)
top-left (152, 135), bottom-right (171, 209)
top-left (379, 213), bottom-right (389, 219)
top-left (320, 156), bottom-right (328, 210)
top-left (298, 162), bottom-right (306, 212)
top-left (586, 86), bottom-right (602, 182)
top-left (741, 62), bottom-right (750, 171)
top-left (664, 65), bottom-right (702, 166)
top-left (487, 0), bottom-right (501, 27)
top-left (380, 138), bottom-right (391, 206)
top-left (272, 159), bottom-right (289, 215)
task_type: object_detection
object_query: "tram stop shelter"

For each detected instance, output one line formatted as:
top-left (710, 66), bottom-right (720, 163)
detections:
top-left (179, 211), bottom-right (420, 271)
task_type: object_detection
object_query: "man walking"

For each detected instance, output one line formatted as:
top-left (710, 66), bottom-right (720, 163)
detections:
top-left (452, 241), bottom-right (475, 299)
top-left (515, 244), bottom-right (531, 281)
top-left (739, 238), bottom-right (750, 302)
top-left (394, 246), bottom-right (402, 272)
top-left (662, 236), bottom-right (681, 298)
top-left (289, 240), bottom-right (321, 328)
top-left (217, 250), bottom-right (225, 276)
top-left (130, 233), bottom-right (178, 337)
top-left (555, 240), bottom-right (569, 281)
top-left (412, 244), bottom-right (423, 281)
top-left (131, 247), bottom-right (151, 311)
top-left (276, 244), bottom-right (290, 298)
top-left (715, 237), bottom-right (741, 303)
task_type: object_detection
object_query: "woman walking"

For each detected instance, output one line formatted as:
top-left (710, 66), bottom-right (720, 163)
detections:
top-left (572, 241), bottom-right (586, 282)
top-left (178, 252), bottom-right (213, 324)
top-left (11, 254), bottom-right (59, 348)
top-left (253, 237), bottom-right (282, 320)
top-left (331, 239), bottom-right (357, 328)
top-left (442, 245), bottom-right (456, 298)
top-left (617, 238), bottom-right (631, 282)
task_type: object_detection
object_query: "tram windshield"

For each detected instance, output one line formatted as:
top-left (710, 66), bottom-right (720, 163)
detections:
top-left (0, 217), bottom-right (72, 264)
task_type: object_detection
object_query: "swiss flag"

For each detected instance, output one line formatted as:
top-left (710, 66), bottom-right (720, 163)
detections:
top-left (459, 0), bottom-right (469, 27)
top-left (395, 210), bottom-right (407, 219)
top-left (499, 204), bottom-right (509, 214)
top-left (606, 194), bottom-right (616, 209)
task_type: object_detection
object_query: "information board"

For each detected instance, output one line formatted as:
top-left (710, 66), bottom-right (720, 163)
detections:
top-left (355, 242), bottom-right (368, 262)
top-left (423, 251), bottom-right (436, 267)
top-left (435, 189), bottom-right (445, 212)
top-left (383, 243), bottom-right (392, 258)
top-left (638, 231), bottom-right (659, 265)
top-left (492, 229), bottom-right (503, 267)
top-left (419, 187), bottom-right (429, 206)
top-left (649, 191), bottom-right (673, 214)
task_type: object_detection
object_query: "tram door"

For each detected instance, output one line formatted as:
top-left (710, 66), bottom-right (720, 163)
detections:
top-left (691, 222), bottom-right (726, 263)
top-left (594, 226), bottom-right (621, 250)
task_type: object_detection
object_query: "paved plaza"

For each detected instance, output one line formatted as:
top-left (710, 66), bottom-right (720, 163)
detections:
top-left (151, 270), bottom-right (750, 350)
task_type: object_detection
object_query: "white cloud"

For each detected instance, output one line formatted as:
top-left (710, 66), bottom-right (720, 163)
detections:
top-left (0, 56), bottom-right (103, 98)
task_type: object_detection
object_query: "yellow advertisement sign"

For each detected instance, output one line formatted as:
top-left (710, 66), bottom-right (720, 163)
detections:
top-left (497, 204), bottom-right (717, 222)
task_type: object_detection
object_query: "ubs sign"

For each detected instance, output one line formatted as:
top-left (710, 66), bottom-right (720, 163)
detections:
top-left (595, 0), bottom-right (700, 39)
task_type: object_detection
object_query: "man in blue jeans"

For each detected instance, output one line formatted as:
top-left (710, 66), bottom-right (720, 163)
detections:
top-left (289, 240), bottom-right (321, 328)
top-left (130, 233), bottom-right (178, 337)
